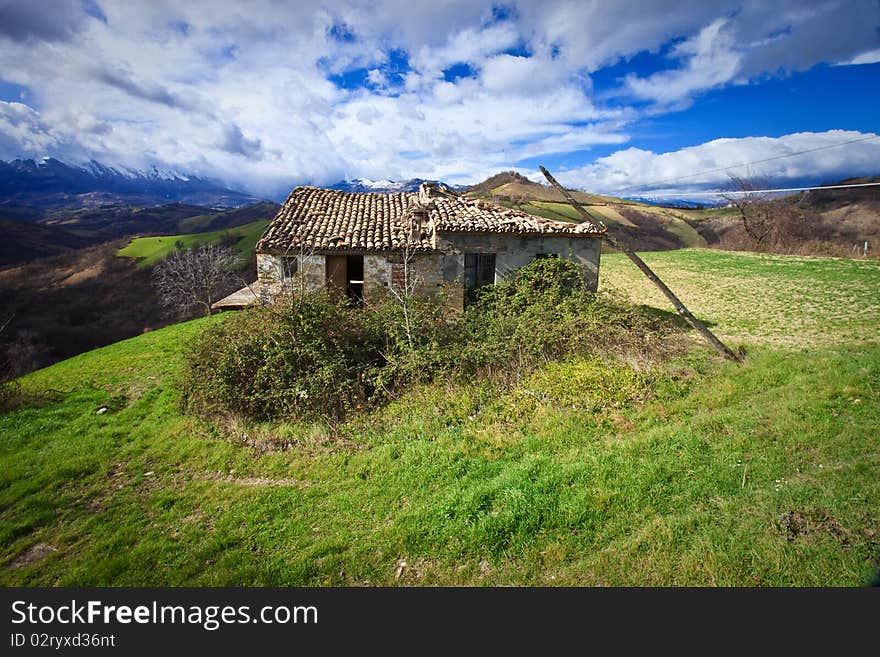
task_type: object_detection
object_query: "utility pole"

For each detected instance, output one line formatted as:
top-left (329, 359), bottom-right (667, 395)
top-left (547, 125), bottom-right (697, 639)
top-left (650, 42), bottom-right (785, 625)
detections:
top-left (540, 166), bottom-right (742, 363)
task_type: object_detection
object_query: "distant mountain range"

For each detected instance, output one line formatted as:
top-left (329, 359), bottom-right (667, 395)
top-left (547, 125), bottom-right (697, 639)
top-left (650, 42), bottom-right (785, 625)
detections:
top-left (0, 157), bottom-right (263, 210)
top-left (625, 196), bottom-right (723, 209)
top-left (328, 177), bottom-right (468, 193)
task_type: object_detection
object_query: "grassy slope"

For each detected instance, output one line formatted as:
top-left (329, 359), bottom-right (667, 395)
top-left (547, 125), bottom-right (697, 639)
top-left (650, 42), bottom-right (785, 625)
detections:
top-left (2, 250), bottom-right (879, 586)
top-left (176, 201), bottom-right (279, 233)
top-left (116, 220), bottom-right (268, 267)
top-left (495, 196), bottom-right (707, 249)
top-left (600, 249), bottom-right (880, 347)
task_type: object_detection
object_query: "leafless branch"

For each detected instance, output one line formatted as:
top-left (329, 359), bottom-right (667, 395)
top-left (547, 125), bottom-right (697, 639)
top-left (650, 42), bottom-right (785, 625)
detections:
top-left (723, 173), bottom-right (777, 244)
top-left (387, 209), bottom-right (425, 348)
top-left (152, 243), bottom-right (243, 317)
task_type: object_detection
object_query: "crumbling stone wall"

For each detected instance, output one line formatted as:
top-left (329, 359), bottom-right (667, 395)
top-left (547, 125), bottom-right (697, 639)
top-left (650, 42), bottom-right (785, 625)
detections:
top-left (256, 253), bottom-right (325, 303)
top-left (257, 233), bottom-right (599, 311)
top-left (363, 253), bottom-right (444, 304)
top-left (434, 233), bottom-right (601, 311)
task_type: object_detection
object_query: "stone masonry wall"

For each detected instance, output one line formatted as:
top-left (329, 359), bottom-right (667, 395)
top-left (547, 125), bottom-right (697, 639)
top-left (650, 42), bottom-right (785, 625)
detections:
top-left (363, 253), bottom-right (444, 305)
top-left (433, 233), bottom-right (602, 311)
top-left (257, 235), bottom-right (599, 311)
top-left (256, 253), bottom-right (325, 303)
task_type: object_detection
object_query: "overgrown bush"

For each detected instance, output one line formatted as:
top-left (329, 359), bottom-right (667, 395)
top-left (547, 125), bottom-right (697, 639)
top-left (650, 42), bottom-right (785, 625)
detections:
top-left (181, 258), bottom-right (682, 422)
top-left (182, 292), bottom-right (385, 420)
top-left (453, 258), bottom-right (673, 377)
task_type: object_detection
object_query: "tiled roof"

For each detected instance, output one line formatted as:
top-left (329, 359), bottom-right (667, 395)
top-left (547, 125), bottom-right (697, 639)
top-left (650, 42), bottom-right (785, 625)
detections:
top-left (426, 190), bottom-right (603, 236)
top-left (256, 184), bottom-right (603, 253)
top-left (257, 187), bottom-right (430, 253)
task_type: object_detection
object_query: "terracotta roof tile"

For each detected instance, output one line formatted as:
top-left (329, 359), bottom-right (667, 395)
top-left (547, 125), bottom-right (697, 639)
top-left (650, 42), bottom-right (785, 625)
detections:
top-left (257, 183), bottom-right (603, 253)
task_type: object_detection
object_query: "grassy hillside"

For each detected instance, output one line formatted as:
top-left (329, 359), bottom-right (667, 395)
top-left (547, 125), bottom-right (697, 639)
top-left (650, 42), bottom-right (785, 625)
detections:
top-left (0, 201), bottom-right (278, 270)
top-left (2, 249), bottom-right (878, 586)
top-left (117, 219), bottom-right (269, 267)
top-left (472, 178), bottom-right (710, 251)
top-left (467, 171), bottom-right (880, 256)
top-left (600, 250), bottom-right (880, 346)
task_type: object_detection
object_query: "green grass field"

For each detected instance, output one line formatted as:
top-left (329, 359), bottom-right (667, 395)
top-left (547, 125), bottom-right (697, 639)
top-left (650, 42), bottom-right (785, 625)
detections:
top-left (506, 201), bottom-right (708, 248)
top-left (2, 249), bottom-right (878, 585)
top-left (600, 249), bottom-right (880, 347)
top-left (116, 220), bottom-right (269, 267)
top-left (513, 200), bottom-right (618, 226)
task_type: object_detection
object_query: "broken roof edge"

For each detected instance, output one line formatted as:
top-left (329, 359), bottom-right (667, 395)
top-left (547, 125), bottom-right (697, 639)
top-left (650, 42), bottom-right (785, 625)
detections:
top-left (255, 182), bottom-right (606, 254)
top-left (433, 226), bottom-right (604, 237)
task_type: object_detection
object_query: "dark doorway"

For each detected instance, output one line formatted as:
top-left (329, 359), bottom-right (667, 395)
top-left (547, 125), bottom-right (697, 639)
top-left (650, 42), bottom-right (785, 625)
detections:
top-left (325, 254), bottom-right (364, 307)
top-left (464, 253), bottom-right (496, 306)
top-left (346, 255), bottom-right (364, 307)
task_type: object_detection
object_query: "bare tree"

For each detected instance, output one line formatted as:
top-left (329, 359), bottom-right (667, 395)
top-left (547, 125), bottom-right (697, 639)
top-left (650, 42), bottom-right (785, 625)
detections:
top-left (723, 174), bottom-right (777, 245)
top-left (723, 174), bottom-right (810, 250)
top-left (152, 243), bottom-right (243, 317)
top-left (386, 208), bottom-right (426, 349)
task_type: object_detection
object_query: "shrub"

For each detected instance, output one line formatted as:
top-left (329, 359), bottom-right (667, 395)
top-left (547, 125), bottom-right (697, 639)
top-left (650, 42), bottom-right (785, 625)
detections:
top-left (453, 258), bottom-right (676, 377)
top-left (181, 258), bottom-right (681, 422)
top-left (183, 292), bottom-right (384, 420)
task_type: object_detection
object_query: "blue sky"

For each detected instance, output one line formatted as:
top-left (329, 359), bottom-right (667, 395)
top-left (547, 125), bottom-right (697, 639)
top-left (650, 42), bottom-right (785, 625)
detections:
top-left (0, 0), bottom-right (878, 199)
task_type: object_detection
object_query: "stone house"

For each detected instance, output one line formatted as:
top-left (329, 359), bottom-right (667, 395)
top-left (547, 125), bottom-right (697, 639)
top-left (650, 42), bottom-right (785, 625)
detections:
top-left (217, 182), bottom-right (604, 311)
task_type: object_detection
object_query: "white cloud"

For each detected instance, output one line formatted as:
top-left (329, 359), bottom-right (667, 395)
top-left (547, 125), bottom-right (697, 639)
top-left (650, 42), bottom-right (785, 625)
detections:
top-left (624, 19), bottom-right (742, 105)
top-left (837, 48), bottom-right (880, 66)
top-left (480, 54), bottom-right (569, 94)
top-left (0, 1), bottom-right (877, 197)
top-left (616, 1), bottom-right (880, 106)
top-left (410, 23), bottom-right (521, 79)
top-left (554, 130), bottom-right (880, 195)
top-left (0, 102), bottom-right (67, 156)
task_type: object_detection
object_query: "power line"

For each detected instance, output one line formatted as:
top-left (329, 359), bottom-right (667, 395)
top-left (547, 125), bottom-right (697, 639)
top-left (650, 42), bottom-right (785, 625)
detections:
top-left (610, 133), bottom-right (880, 194)
top-left (631, 181), bottom-right (880, 198)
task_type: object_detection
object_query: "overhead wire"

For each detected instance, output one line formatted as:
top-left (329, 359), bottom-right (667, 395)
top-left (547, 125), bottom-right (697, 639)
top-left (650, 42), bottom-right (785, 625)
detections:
top-left (609, 133), bottom-right (880, 195)
top-left (630, 181), bottom-right (880, 198)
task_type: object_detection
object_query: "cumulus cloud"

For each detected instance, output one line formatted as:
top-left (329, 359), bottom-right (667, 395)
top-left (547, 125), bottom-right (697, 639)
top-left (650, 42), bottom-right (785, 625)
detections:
top-left (554, 131), bottom-right (880, 196)
top-left (480, 54), bottom-right (570, 94)
top-left (0, 0), bottom-right (877, 197)
top-left (409, 22), bottom-right (521, 78)
top-left (618, 1), bottom-right (880, 106)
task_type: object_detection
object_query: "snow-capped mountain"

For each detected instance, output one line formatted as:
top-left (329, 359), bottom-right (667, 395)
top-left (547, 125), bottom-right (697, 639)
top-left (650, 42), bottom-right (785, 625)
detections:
top-left (81, 159), bottom-right (190, 183)
top-left (0, 157), bottom-right (262, 209)
top-left (328, 177), bottom-right (444, 193)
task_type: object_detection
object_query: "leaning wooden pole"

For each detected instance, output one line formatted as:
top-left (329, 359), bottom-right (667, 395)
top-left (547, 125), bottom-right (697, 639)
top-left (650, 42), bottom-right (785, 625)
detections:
top-left (539, 165), bottom-right (742, 363)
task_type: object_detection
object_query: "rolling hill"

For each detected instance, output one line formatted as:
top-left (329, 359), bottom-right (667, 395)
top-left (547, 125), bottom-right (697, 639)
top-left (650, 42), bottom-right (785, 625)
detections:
top-left (0, 200), bottom-right (278, 269)
top-left (465, 171), bottom-right (880, 255)
top-left (465, 171), bottom-right (709, 251)
top-left (0, 203), bottom-right (277, 374)
top-left (117, 219), bottom-right (270, 267)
